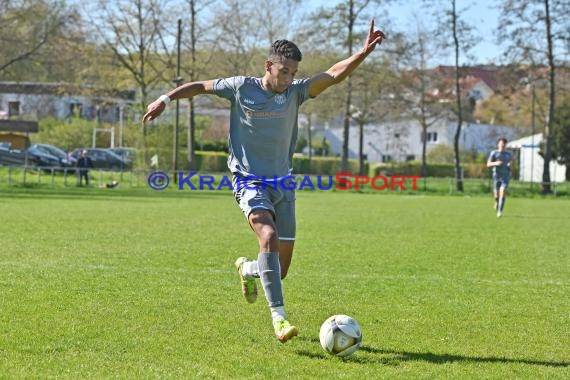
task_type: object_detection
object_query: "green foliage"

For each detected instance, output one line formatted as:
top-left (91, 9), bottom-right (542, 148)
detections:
top-left (293, 155), bottom-right (366, 175)
top-left (34, 117), bottom-right (96, 151)
top-left (197, 140), bottom-right (228, 152)
top-left (310, 135), bottom-right (331, 157)
top-left (192, 151), bottom-right (228, 172)
top-left (295, 135), bottom-right (308, 153)
top-left (372, 161), bottom-right (489, 178)
top-left (427, 144), bottom-right (487, 164)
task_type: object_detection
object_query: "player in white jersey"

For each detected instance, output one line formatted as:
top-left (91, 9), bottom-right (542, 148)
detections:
top-left (143, 19), bottom-right (385, 343)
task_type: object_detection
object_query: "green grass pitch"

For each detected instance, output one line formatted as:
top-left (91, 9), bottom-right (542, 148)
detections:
top-left (1, 189), bottom-right (569, 379)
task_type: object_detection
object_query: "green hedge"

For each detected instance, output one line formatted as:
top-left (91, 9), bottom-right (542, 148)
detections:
top-left (372, 161), bottom-right (491, 179)
top-left (190, 151), bottom-right (228, 171)
top-left (176, 152), bottom-right (368, 175)
top-left (293, 155), bottom-right (368, 175)
top-left (144, 151), bottom-right (495, 179)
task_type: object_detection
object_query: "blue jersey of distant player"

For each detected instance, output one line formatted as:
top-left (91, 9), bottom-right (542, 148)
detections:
top-left (488, 150), bottom-right (512, 180)
top-left (212, 76), bottom-right (311, 179)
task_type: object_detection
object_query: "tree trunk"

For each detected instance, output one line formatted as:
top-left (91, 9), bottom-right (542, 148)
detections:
top-left (358, 119), bottom-right (365, 175)
top-left (307, 113), bottom-right (312, 173)
top-left (452, 0), bottom-right (463, 192)
top-left (541, 0), bottom-right (555, 194)
top-left (187, 0), bottom-right (197, 169)
top-left (421, 123), bottom-right (427, 178)
top-left (341, 0), bottom-right (354, 173)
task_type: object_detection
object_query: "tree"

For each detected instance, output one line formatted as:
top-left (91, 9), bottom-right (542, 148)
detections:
top-left (0, 0), bottom-right (81, 78)
top-left (297, 0), bottom-right (390, 172)
top-left (85, 0), bottom-right (174, 132)
top-left (253, 0), bottom-right (301, 46)
top-left (207, 0), bottom-right (265, 76)
top-left (177, 0), bottom-right (217, 168)
top-left (350, 60), bottom-right (399, 175)
top-left (498, 0), bottom-right (570, 194)
top-left (424, 0), bottom-right (478, 192)
top-left (394, 15), bottom-right (450, 179)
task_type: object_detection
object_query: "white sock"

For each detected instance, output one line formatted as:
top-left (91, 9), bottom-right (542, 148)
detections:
top-left (242, 260), bottom-right (259, 278)
top-left (271, 306), bottom-right (286, 323)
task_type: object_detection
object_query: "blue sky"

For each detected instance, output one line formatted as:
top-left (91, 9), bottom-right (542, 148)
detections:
top-left (303, 0), bottom-right (501, 66)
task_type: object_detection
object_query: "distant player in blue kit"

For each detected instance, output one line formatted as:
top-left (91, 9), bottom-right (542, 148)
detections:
top-left (487, 137), bottom-right (512, 218)
top-left (143, 19), bottom-right (385, 343)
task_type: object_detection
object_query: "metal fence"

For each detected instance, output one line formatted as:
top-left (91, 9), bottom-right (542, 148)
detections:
top-left (0, 164), bottom-right (568, 196)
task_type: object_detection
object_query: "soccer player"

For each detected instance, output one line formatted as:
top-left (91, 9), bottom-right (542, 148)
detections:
top-left (487, 137), bottom-right (513, 218)
top-left (143, 19), bottom-right (385, 343)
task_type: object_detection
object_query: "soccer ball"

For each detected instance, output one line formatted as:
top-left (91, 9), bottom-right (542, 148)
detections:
top-left (319, 314), bottom-right (362, 357)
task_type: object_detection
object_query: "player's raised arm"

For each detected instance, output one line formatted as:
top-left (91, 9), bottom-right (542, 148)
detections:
top-left (142, 80), bottom-right (215, 123)
top-left (308, 18), bottom-right (385, 98)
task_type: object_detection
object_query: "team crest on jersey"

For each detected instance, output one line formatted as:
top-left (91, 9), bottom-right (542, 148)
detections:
top-left (274, 94), bottom-right (286, 104)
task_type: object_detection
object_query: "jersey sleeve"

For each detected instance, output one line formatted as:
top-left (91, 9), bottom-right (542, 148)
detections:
top-left (212, 76), bottom-right (245, 101)
top-left (291, 78), bottom-right (311, 106)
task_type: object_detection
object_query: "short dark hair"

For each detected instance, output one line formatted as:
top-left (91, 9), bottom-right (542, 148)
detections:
top-left (497, 137), bottom-right (507, 144)
top-left (268, 40), bottom-right (302, 62)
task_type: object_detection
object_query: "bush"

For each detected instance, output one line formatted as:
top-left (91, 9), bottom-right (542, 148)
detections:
top-left (173, 151), bottom-right (368, 175)
top-left (196, 140), bottom-right (228, 152)
top-left (190, 151), bottom-right (228, 171)
top-left (293, 155), bottom-right (368, 175)
top-left (372, 161), bottom-right (490, 179)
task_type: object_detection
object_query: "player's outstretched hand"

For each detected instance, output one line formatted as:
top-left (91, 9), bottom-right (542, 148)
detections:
top-left (142, 100), bottom-right (166, 123)
top-left (363, 18), bottom-right (386, 55)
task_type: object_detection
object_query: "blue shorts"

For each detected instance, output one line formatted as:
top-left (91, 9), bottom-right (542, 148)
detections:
top-left (232, 175), bottom-right (296, 241)
top-left (494, 177), bottom-right (510, 191)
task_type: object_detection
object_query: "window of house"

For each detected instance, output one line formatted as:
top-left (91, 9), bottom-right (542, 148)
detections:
top-left (406, 155), bottom-right (415, 161)
top-left (470, 89), bottom-right (482, 100)
top-left (424, 132), bottom-right (438, 143)
top-left (8, 101), bottom-right (20, 117)
top-left (381, 154), bottom-right (392, 163)
top-left (70, 103), bottom-right (83, 118)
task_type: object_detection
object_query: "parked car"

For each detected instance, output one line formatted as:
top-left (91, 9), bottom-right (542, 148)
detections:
top-left (30, 143), bottom-right (77, 167)
top-left (70, 148), bottom-right (130, 170)
top-left (0, 145), bottom-right (29, 166)
top-left (26, 146), bottom-right (64, 168)
top-left (0, 145), bottom-right (61, 169)
top-left (108, 147), bottom-right (137, 166)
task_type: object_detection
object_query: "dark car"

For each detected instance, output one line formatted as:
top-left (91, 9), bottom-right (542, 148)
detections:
top-left (26, 146), bottom-right (63, 168)
top-left (30, 143), bottom-right (76, 167)
top-left (0, 143), bottom-right (57, 167)
top-left (71, 148), bottom-right (130, 170)
top-left (108, 147), bottom-right (137, 166)
top-left (0, 145), bottom-right (29, 166)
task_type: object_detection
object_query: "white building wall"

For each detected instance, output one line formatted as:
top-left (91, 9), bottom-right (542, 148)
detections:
top-left (507, 133), bottom-right (566, 183)
top-left (306, 118), bottom-right (521, 165)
